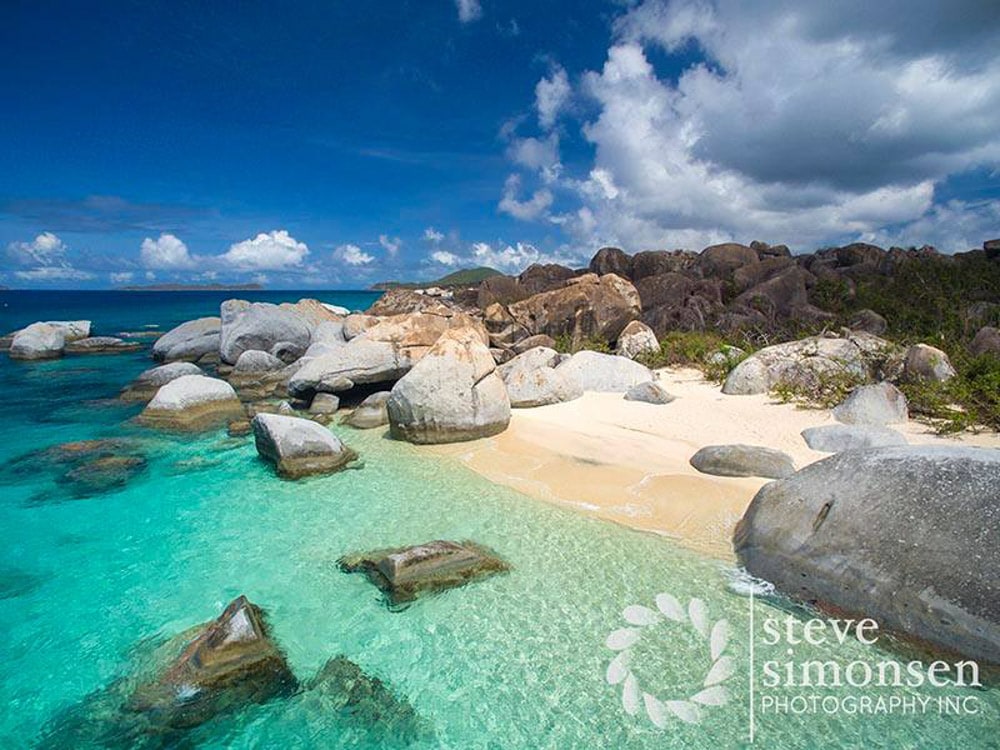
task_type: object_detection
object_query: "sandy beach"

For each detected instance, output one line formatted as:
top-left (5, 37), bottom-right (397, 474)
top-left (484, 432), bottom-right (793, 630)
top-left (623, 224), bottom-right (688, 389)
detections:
top-left (431, 368), bottom-right (1000, 560)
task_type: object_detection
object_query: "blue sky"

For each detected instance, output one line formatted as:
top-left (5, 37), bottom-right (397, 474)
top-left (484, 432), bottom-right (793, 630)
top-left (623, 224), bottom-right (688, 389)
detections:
top-left (2, 0), bottom-right (999, 288)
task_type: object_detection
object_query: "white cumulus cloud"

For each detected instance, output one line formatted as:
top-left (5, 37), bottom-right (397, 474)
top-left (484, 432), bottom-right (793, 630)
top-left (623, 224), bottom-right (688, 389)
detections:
top-left (110, 271), bottom-right (134, 284)
top-left (379, 234), bottom-right (402, 256)
top-left (222, 230), bottom-right (309, 269)
top-left (498, 174), bottom-right (554, 221)
top-left (335, 243), bottom-right (375, 266)
top-left (536, 65), bottom-right (571, 130)
top-left (455, 0), bottom-right (482, 23)
top-left (423, 227), bottom-right (445, 243)
top-left (430, 250), bottom-right (460, 266)
top-left (7, 232), bottom-right (67, 265)
top-left (140, 233), bottom-right (195, 269)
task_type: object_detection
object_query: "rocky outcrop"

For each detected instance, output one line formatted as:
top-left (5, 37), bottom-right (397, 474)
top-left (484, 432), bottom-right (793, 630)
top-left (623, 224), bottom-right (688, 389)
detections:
top-left (698, 243), bottom-right (758, 278)
top-left (9, 322), bottom-right (66, 360)
top-left (498, 347), bottom-right (581, 408)
top-left (120, 362), bottom-right (203, 401)
top-left (734, 446), bottom-right (1000, 665)
top-left (503, 273), bottom-right (641, 347)
top-left (220, 300), bottom-right (332, 365)
top-left (902, 343), bottom-right (957, 383)
top-left (832, 382), bottom-right (908, 426)
top-left (624, 381), bottom-right (676, 404)
top-left (342, 392), bottom-right (392, 429)
top-left (227, 349), bottom-right (291, 400)
top-left (251, 413), bottom-right (357, 478)
top-left (338, 539), bottom-right (510, 608)
top-left (801, 424), bottom-right (907, 452)
top-left (387, 327), bottom-right (510, 443)
top-left (65, 336), bottom-right (143, 354)
top-left (288, 310), bottom-right (482, 399)
top-left (722, 333), bottom-right (897, 396)
top-left (589, 246), bottom-right (633, 278)
top-left (555, 350), bottom-right (653, 393)
top-left (129, 596), bottom-right (297, 729)
top-left (137, 375), bottom-right (244, 431)
top-left (689, 444), bottom-right (795, 479)
top-left (615, 320), bottom-right (659, 360)
top-left (152, 317), bottom-right (221, 363)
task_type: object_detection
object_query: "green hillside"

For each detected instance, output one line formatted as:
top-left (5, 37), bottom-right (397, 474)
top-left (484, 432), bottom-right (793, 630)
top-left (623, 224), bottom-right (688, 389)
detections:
top-left (372, 266), bottom-right (502, 290)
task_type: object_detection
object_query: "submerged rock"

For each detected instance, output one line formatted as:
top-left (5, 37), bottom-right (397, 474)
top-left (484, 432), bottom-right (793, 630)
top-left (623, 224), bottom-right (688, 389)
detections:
top-left (341, 392), bottom-right (391, 429)
top-left (137, 375), bottom-right (244, 432)
top-left (338, 539), bottom-right (510, 608)
top-left (59, 455), bottom-right (147, 498)
top-left (251, 413), bottom-right (358, 479)
top-left (801, 424), bottom-right (907, 452)
top-left (1, 438), bottom-right (148, 500)
top-left (152, 317), bottom-right (221, 363)
top-left (65, 336), bottom-right (143, 354)
top-left (388, 327), bottom-right (511, 444)
top-left (120, 362), bottom-right (204, 402)
top-left (689, 444), bottom-right (795, 479)
top-left (734, 446), bottom-right (1000, 665)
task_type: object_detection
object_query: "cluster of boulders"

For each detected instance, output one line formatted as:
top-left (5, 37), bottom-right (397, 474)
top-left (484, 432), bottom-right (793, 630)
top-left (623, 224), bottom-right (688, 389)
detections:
top-left (2, 319), bottom-right (143, 360)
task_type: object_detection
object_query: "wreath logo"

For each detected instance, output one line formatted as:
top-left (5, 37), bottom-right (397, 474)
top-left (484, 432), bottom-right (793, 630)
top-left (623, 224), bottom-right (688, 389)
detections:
top-left (605, 593), bottom-right (733, 727)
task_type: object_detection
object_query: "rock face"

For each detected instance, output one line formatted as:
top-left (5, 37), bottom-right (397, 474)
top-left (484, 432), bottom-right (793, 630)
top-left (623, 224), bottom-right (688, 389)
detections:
top-left (832, 382), bottom-right (908, 426)
top-left (152, 317), bottom-right (221, 363)
top-left (689, 444), bottom-right (795, 479)
top-left (342, 392), bottom-right (392, 429)
top-left (9, 322), bottom-right (66, 360)
top-left (589, 246), bottom-right (633, 278)
top-left (505, 273), bottom-right (641, 347)
top-left (251, 413), bottom-right (357, 479)
top-left (555, 350), bottom-right (653, 393)
top-left (801, 424), bottom-right (907, 452)
top-left (624, 381), bottom-right (676, 404)
top-left (288, 311), bottom-right (480, 399)
top-left (722, 333), bottom-right (895, 396)
top-left (971, 326), bottom-right (1000, 357)
top-left (338, 540), bottom-right (510, 608)
top-left (734, 446), bottom-right (1000, 665)
top-left (497, 346), bottom-right (581, 408)
top-left (902, 343), bottom-right (957, 382)
top-left (615, 320), bottom-right (659, 360)
top-left (220, 301), bottom-right (317, 365)
top-left (129, 596), bottom-right (297, 729)
top-left (308, 393), bottom-right (340, 415)
top-left (138, 375), bottom-right (244, 431)
top-left (387, 327), bottom-right (511, 444)
top-left (120, 362), bottom-right (204, 402)
top-left (65, 336), bottom-right (143, 354)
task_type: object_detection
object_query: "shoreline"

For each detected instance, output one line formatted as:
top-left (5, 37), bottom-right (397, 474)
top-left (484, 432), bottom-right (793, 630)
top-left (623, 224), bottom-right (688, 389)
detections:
top-left (429, 367), bottom-right (1000, 561)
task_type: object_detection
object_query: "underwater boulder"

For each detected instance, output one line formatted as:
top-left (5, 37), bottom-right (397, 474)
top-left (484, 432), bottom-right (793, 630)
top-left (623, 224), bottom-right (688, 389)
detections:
top-left (137, 375), bottom-right (244, 432)
top-left (251, 413), bottom-right (358, 479)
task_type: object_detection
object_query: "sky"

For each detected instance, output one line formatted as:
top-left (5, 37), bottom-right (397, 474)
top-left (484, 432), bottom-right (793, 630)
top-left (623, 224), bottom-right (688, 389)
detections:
top-left (2, 0), bottom-right (999, 289)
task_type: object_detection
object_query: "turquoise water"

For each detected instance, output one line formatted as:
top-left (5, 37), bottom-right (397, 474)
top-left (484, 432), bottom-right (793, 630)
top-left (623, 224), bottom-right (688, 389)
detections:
top-left (0, 293), bottom-right (996, 748)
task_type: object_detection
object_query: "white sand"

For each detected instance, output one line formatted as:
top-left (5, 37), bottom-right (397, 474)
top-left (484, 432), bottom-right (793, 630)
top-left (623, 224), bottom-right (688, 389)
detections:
top-left (429, 368), bottom-right (1000, 560)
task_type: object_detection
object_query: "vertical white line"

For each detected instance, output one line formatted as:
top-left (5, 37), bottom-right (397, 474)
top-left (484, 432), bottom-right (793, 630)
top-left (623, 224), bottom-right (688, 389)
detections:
top-left (749, 585), bottom-right (755, 743)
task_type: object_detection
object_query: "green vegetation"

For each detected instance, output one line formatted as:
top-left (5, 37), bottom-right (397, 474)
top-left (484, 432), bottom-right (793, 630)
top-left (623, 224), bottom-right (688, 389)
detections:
top-left (900, 353), bottom-right (1000, 433)
top-left (771, 368), bottom-right (869, 410)
top-left (636, 331), bottom-right (751, 382)
top-left (373, 266), bottom-right (502, 290)
top-left (552, 333), bottom-right (611, 355)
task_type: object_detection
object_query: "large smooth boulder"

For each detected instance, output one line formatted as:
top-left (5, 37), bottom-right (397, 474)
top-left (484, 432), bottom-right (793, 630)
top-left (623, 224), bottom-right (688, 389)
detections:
top-left (624, 381), bottom-right (676, 404)
top-left (832, 382), bottom-right (908, 426)
top-left (9, 322), bottom-right (66, 360)
top-left (220, 301), bottom-right (314, 365)
top-left (903, 343), bottom-right (957, 383)
top-left (251, 413), bottom-right (357, 478)
top-left (342, 392), bottom-right (392, 429)
top-left (801, 424), bottom-right (907, 452)
top-left (152, 317), bottom-right (221, 362)
top-left (689, 444), bottom-right (795, 479)
top-left (698, 242), bottom-right (758, 277)
top-left (129, 596), bottom-right (297, 729)
top-left (589, 246), bottom-right (633, 278)
top-left (387, 327), bottom-right (511, 444)
top-left (288, 311), bottom-right (481, 398)
top-left (506, 273), bottom-right (641, 347)
top-left (615, 320), bottom-right (659, 359)
top-left (555, 350), bottom-right (653, 393)
top-left (722, 333), bottom-right (896, 396)
top-left (120, 362), bottom-right (204, 402)
top-left (734, 446), bottom-right (1000, 665)
top-left (504, 366), bottom-right (582, 408)
top-left (338, 540), bottom-right (510, 608)
top-left (137, 375), bottom-right (244, 431)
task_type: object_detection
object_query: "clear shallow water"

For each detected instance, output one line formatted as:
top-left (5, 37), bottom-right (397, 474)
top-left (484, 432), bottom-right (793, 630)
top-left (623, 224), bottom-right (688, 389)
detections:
top-left (0, 293), bottom-right (996, 749)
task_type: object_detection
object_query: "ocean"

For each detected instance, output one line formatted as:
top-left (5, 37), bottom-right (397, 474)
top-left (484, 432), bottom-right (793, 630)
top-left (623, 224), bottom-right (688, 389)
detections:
top-left (0, 290), bottom-right (995, 749)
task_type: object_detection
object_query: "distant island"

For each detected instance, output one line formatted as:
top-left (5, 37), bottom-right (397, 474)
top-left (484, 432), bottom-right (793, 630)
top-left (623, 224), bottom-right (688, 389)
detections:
top-left (371, 266), bottom-right (501, 291)
top-left (118, 283), bottom-right (265, 292)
